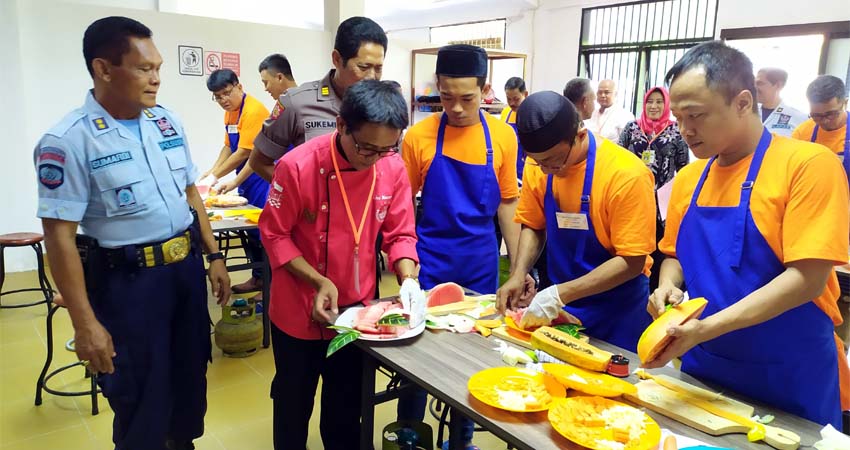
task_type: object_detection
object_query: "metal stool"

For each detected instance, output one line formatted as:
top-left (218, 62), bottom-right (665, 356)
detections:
top-left (0, 232), bottom-right (53, 310)
top-left (35, 296), bottom-right (100, 415)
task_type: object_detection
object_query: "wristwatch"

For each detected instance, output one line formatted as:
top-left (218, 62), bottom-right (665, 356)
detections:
top-left (398, 273), bottom-right (419, 284)
top-left (206, 252), bottom-right (225, 263)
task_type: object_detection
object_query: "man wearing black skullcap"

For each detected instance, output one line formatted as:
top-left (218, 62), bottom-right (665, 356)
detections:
top-left (400, 43), bottom-right (533, 450)
top-left (496, 91), bottom-right (655, 353)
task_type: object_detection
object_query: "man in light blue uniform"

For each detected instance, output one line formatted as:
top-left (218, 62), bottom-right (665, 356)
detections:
top-left (35, 17), bottom-right (230, 450)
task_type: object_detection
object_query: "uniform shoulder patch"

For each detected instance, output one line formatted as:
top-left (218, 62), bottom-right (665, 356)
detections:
top-left (156, 117), bottom-right (178, 137)
top-left (270, 101), bottom-right (285, 120)
top-left (38, 163), bottom-right (64, 190)
top-left (92, 117), bottom-right (109, 130)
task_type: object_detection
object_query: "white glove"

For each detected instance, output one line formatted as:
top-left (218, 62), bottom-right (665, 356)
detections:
top-left (399, 278), bottom-right (426, 327)
top-left (519, 285), bottom-right (564, 329)
top-left (199, 173), bottom-right (218, 187)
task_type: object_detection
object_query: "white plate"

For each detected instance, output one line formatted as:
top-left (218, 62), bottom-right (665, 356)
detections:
top-left (334, 305), bottom-right (426, 342)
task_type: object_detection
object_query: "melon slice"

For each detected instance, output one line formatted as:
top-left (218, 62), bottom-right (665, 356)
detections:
top-left (637, 298), bottom-right (708, 364)
top-left (426, 282), bottom-right (465, 307)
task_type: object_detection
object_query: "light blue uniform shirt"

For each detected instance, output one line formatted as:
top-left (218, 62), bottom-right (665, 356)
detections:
top-left (34, 91), bottom-right (199, 248)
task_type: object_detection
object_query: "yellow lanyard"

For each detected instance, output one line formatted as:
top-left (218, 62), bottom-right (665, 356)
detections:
top-left (330, 132), bottom-right (376, 294)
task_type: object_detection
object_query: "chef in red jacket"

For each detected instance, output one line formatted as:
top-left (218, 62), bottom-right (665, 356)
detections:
top-left (259, 80), bottom-right (421, 450)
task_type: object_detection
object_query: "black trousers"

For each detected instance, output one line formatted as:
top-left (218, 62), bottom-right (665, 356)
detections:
top-left (271, 324), bottom-right (364, 450)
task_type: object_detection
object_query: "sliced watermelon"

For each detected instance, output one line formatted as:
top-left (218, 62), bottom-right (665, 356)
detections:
top-left (426, 282), bottom-right (465, 307)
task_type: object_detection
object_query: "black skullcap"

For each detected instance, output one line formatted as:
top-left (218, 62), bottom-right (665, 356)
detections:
top-left (516, 91), bottom-right (581, 153)
top-left (436, 44), bottom-right (488, 78)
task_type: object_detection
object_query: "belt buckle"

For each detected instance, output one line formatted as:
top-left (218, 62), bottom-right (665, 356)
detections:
top-left (162, 235), bottom-right (189, 264)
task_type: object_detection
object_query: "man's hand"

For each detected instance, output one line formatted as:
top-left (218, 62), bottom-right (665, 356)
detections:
top-left (74, 319), bottom-right (116, 374)
top-left (640, 318), bottom-right (705, 368)
top-left (312, 277), bottom-right (339, 324)
top-left (199, 173), bottom-right (218, 187)
top-left (518, 285), bottom-right (581, 329)
top-left (213, 180), bottom-right (237, 195)
top-left (497, 273), bottom-right (539, 314)
top-left (208, 259), bottom-right (231, 305)
top-left (398, 278), bottom-right (426, 326)
top-left (647, 284), bottom-right (685, 319)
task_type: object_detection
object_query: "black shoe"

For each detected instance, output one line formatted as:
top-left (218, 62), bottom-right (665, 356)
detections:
top-left (165, 439), bottom-right (195, 450)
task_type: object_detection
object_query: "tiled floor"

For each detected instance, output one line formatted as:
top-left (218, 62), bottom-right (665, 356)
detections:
top-left (0, 263), bottom-right (508, 450)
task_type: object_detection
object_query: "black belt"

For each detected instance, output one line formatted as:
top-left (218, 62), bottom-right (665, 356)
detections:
top-left (100, 232), bottom-right (192, 268)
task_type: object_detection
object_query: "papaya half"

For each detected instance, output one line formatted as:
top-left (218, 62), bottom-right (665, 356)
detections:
top-left (637, 298), bottom-right (708, 364)
top-left (530, 326), bottom-right (613, 372)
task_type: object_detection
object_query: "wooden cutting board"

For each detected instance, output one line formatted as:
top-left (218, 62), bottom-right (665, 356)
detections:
top-left (490, 326), bottom-right (533, 349)
top-left (625, 379), bottom-right (800, 449)
top-left (425, 295), bottom-right (496, 316)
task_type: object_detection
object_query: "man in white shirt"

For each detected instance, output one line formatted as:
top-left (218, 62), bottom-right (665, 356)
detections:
top-left (586, 79), bottom-right (634, 142)
top-left (756, 67), bottom-right (807, 137)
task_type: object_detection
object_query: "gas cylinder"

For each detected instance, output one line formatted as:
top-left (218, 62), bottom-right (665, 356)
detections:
top-left (214, 299), bottom-right (262, 357)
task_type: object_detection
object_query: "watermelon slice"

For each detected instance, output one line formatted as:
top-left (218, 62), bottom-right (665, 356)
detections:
top-left (426, 282), bottom-right (465, 307)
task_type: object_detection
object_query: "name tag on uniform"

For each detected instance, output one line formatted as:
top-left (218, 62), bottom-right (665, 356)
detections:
top-left (641, 150), bottom-right (655, 165)
top-left (227, 125), bottom-right (239, 134)
top-left (556, 212), bottom-right (589, 230)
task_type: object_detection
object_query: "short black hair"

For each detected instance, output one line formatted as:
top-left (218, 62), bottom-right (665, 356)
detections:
top-left (806, 75), bottom-right (847, 104)
top-left (207, 69), bottom-right (239, 92)
top-left (665, 41), bottom-right (758, 113)
top-left (83, 16), bottom-right (152, 77)
top-left (505, 77), bottom-right (527, 92)
top-left (758, 67), bottom-right (788, 86)
top-left (340, 80), bottom-right (408, 133)
top-left (563, 78), bottom-right (593, 104)
top-left (334, 17), bottom-right (387, 65)
top-left (258, 54), bottom-right (294, 81)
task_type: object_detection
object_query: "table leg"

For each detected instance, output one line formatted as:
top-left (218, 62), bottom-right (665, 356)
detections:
top-left (262, 256), bottom-right (271, 348)
top-left (360, 350), bottom-right (377, 450)
top-left (447, 411), bottom-right (466, 450)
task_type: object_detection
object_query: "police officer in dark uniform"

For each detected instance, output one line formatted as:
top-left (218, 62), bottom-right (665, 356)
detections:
top-left (249, 16), bottom-right (388, 182)
top-left (35, 17), bottom-right (230, 450)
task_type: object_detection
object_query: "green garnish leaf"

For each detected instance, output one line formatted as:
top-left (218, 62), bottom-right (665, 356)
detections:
top-left (326, 330), bottom-right (361, 358)
top-left (524, 349), bottom-right (539, 363)
top-left (376, 314), bottom-right (410, 326)
top-left (327, 325), bottom-right (357, 332)
top-left (666, 303), bottom-right (674, 312)
top-left (553, 324), bottom-right (586, 338)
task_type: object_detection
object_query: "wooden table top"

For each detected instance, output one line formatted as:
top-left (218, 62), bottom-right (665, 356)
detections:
top-left (357, 328), bottom-right (826, 449)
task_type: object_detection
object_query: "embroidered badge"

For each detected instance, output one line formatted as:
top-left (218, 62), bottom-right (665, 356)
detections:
top-left (115, 186), bottom-right (137, 208)
top-left (38, 147), bottom-right (66, 164)
top-left (38, 163), bottom-right (64, 190)
top-left (156, 118), bottom-right (177, 137)
top-left (90, 151), bottom-right (133, 170)
top-left (143, 109), bottom-right (156, 119)
top-left (376, 204), bottom-right (388, 222)
top-left (92, 117), bottom-right (108, 130)
top-left (270, 101), bottom-right (284, 120)
top-left (158, 137), bottom-right (185, 150)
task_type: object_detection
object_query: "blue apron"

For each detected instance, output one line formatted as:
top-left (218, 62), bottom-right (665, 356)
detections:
top-left (505, 110), bottom-right (526, 180)
top-left (810, 112), bottom-right (850, 184)
top-left (227, 94), bottom-right (270, 208)
top-left (417, 111), bottom-right (501, 294)
top-left (544, 131), bottom-right (651, 352)
top-left (678, 128), bottom-right (841, 427)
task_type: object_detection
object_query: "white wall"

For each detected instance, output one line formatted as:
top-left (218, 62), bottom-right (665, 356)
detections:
top-left (4, 0), bottom-right (333, 271)
top-left (532, 0), bottom-right (850, 94)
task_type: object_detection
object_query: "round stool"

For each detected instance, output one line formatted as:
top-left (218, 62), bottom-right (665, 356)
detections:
top-left (0, 232), bottom-right (54, 310)
top-left (35, 295), bottom-right (100, 415)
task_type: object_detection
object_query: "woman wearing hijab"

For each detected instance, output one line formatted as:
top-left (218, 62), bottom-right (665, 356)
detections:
top-left (619, 87), bottom-right (689, 292)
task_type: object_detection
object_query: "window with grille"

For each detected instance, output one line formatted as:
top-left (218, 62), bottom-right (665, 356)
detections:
top-left (578, 0), bottom-right (718, 114)
top-left (430, 19), bottom-right (507, 49)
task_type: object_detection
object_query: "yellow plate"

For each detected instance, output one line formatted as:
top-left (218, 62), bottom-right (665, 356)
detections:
top-left (548, 396), bottom-right (661, 450)
top-left (504, 316), bottom-right (533, 338)
top-left (468, 367), bottom-right (566, 412)
top-left (544, 363), bottom-right (637, 398)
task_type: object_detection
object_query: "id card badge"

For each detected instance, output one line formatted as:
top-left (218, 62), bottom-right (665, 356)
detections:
top-left (556, 212), bottom-right (589, 230)
top-left (641, 150), bottom-right (656, 165)
top-left (227, 124), bottom-right (239, 134)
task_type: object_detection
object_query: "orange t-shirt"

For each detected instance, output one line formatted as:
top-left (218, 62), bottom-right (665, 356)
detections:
top-left (223, 94), bottom-right (270, 150)
top-left (515, 136), bottom-right (657, 276)
top-left (660, 134), bottom-right (849, 325)
top-left (791, 118), bottom-right (848, 155)
top-left (402, 113), bottom-right (519, 199)
top-left (499, 107), bottom-right (517, 124)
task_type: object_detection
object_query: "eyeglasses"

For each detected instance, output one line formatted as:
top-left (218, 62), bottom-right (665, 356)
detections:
top-left (212, 87), bottom-right (235, 102)
top-left (351, 133), bottom-right (399, 157)
top-left (810, 109), bottom-right (844, 121)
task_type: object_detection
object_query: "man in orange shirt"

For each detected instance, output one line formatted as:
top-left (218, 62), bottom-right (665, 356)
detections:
top-left (497, 91), bottom-right (656, 352)
top-left (646, 41), bottom-right (849, 428)
top-left (202, 69), bottom-right (270, 294)
top-left (792, 75), bottom-right (848, 182)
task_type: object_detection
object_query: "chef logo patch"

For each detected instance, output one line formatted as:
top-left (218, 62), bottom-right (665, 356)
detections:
top-left (376, 204), bottom-right (389, 222)
top-left (268, 181), bottom-right (284, 208)
top-left (115, 186), bottom-right (137, 208)
top-left (156, 118), bottom-right (177, 137)
top-left (38, 163), bottom-right (64, 190)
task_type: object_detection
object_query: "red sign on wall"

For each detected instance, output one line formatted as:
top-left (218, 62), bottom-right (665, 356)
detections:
top-left (204, 51), bottom-right (240, 76)
top-left (221, 52), bottom-right (240, 77)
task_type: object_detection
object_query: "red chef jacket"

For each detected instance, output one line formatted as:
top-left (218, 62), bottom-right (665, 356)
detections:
top-left (260, 132), bottom-right (419, 340)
